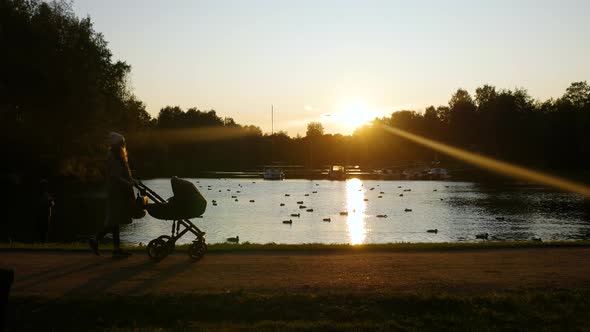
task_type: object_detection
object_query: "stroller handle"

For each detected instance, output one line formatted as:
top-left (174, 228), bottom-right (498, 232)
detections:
top-left (134, 180), bottom-right (167, 204)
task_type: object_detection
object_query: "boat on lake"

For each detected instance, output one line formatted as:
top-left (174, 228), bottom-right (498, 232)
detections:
top-left (328, 165), bottom-right (347, 180)
top-left (263, 166), bottom-right (285, 180)
top-left (427, 168), bottom-right (451, 180)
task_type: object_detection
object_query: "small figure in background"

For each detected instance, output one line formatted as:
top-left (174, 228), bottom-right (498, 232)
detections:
top-left (36, 179), bottom-right (54, 242)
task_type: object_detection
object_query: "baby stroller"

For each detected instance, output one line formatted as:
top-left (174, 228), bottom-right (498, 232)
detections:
top-left (134, 177), bottom-right (207, 262)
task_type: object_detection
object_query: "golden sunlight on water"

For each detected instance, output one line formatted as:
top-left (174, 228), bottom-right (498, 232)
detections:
top-left (345, 178), bottom-right (367, 244)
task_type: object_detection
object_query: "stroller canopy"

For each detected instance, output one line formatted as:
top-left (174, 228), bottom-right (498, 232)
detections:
top-left (147, 177), bottom-right (207, 220)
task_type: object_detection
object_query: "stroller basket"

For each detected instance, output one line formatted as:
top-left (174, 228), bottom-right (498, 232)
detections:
top-left (135, 177), bottom-right (208, 262)
top-left (147, 177), bottom-right (207, 220)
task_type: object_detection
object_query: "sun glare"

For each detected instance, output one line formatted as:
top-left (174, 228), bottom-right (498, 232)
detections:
top-left (337, 104), bottom-right (373, 129)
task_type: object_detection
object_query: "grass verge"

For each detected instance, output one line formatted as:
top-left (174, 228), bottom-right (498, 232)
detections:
top-left (1, 240), bottom-right (590, 253)
top-left (7, 290), bottom-right (590, 331)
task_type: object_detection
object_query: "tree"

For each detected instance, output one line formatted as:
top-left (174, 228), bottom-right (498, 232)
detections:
top-left (423, 106), bottom-right (442, 139)
top-left (449, 88), bottom-right (475, 110)
top-left (562, 81), bottom-right (590, 109)
top-left (0, 0), bottom-right (149, 175)
top-left (389, 110), bottom-right (422, 131)
top-left (475, 84), bottom-right (497, 112)
top-left (447, 88), bottom-right (477, 146)
top-left (223, 117), bottom-right (237, 126)
top-left (306, 122), bottom-right (324, 137)
top-left (242, 125), bottom-right (263, 136)
top-left (156, 106), bottom-right (184, 128)
top-left (436, 106), bottom-right (451, 124)
top-left (424, 106), bottom-right (439, 122)
top-left (121, 97), bottom-right (151, 130)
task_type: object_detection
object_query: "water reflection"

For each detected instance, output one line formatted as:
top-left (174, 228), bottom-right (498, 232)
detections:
top-left (346, 178), bottom-right (367, 244)
top-left (126, 179), bottom-right (590, 245)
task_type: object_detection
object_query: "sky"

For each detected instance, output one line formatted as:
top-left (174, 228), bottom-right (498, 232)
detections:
top-left (72, 0), bottom-right (590, 136)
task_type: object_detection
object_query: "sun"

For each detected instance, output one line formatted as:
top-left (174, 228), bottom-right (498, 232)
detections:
top-left (337, 104), bottom-right (373, 129)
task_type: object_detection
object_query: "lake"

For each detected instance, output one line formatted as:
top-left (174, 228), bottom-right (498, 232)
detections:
top-left (121, 178), bottom-right (590, 245)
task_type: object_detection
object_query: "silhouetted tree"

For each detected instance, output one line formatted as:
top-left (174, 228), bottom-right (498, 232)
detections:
top-left (306, 122), bottom-right (324, 137)
top-left (0, 0), bottom-right (150, 177)
top-left (448, 88), bottom-right (477, 147)
top-left (562, 81), bottom-right (590, 109)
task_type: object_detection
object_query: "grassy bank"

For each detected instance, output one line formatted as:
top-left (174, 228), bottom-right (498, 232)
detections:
top-left (1, 240), bottom-right (590, 253)
top-left (7, 290), bottom-right (590, 331)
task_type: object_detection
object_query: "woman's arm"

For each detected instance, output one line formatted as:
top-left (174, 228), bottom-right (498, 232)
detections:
top-left (108, 157), bottom-right (134, 188)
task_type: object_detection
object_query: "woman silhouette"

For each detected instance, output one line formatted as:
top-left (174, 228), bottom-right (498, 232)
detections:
top-left (89, 132), bottom-right (136, 258)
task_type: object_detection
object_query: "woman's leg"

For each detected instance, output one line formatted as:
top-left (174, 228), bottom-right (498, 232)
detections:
top-left (112, 225), bottom-right (120, 251)
top-left (90, 225), bottom-right (114, 256)
top-left (111, 225), bottom-right (131, 257)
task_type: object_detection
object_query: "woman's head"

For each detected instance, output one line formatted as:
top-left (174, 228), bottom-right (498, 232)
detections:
top-left (109, 132), bottom-right (125, 146)
top-left (110, 142), bottom-right (128, 162)
top-left (108, 132), bottom-right (128, 162)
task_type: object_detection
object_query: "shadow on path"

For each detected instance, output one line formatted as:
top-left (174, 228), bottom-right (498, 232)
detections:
top-left (125, 258), bottom-right (199, 294)
top-left (13, 260), bottom-right (109, 292)
top-left (14, 258), bottom-right (89, 283)
top-left (64, 256), bottom-right (199, 296)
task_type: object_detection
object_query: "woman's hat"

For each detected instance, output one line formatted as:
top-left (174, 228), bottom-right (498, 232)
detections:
top-left (109, 132), bottom-right (125, 145)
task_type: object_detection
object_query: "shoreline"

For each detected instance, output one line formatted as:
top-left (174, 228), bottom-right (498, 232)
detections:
top-left (2, 240), bottom-right (590, 253)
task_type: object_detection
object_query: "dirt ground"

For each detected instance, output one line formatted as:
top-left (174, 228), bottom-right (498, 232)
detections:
top-left (2, 247), bottom-right (590, 297)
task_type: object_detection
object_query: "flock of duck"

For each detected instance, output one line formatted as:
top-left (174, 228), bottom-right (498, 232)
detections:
top-left (196, 180), bottom-right (518, 244)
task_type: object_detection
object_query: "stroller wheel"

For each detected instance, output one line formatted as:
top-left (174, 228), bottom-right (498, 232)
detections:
top-left (157, 235), bottom-right (175, 255)
top-left (188, 239), bottom-right (207, 261)
top-left (147, 238), bottom-right (168, 262)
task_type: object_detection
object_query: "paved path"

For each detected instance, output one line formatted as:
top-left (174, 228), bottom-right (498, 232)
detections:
top-left (2, 248), bottom-right (590, 297)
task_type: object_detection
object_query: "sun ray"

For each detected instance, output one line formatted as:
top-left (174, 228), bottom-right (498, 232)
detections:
top-left (379, 124), bottom-right (590, 197)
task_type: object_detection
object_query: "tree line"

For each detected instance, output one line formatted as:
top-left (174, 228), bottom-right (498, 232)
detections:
top-left (1, 0), bottom-right (589, 181)
top-left (78, 79), bottom-right (590, 179)
top-left (357, 82), bottom-right (590, 171)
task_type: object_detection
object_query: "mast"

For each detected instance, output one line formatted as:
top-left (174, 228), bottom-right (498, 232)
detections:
top-left (271, 104), bottom-right (274, 135)
top-left (270, 105), bottom-right (274, 164)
